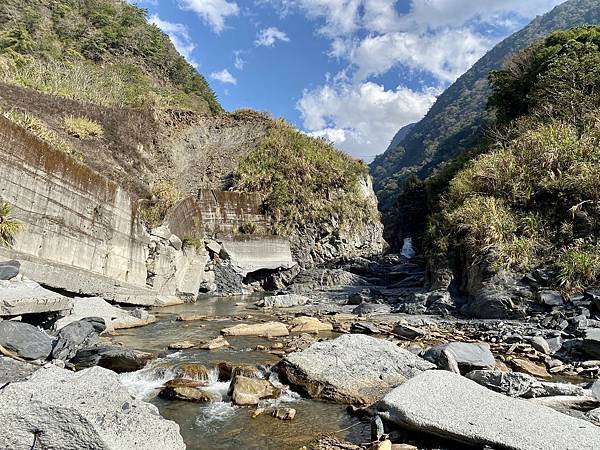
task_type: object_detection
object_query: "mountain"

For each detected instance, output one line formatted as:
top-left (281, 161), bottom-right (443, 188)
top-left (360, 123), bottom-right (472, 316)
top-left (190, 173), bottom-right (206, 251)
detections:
top-left (370, 0), bottom-right (600, 233)
top-left (385, 123), bottom-right (415, 153)
top-left (0, 0), bottom-right (220, 113)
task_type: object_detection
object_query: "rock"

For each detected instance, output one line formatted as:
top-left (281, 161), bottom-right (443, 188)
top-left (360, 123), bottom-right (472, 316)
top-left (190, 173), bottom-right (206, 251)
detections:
top-left (71, 345), bottom-right (154, 373)
top-left (273, 407), bottom-right (296, 420)
top-left (511, 358), bottom-right (552, 379)
top-left (592, 379), bottom-right (600, 401)
top-left (0, 321), bottom-right (53, 360)
top-left (539, 290), bottom-right (564, 307)
top-left (582, 329), bottom-right (600, 359)
top-left (221, 322), bottom-right (289, 337)
top-left (466, 285), bottom-right (522, 319)
top-left (371, 415), bottom-right (384, 442)
top-left (0, 366), bottom-right (185, 450)
top-left (588, 407), bottom-right (600, 423)
top-left (392, 323), bottom-right (425, 340)
top-left (390, 445), bottom-right (417, 450)
top-left (0, 280), bottom-right (72, 316)
top-left (530, 336), bottom-right (550, 354)
top-left (176, 313), bottom-right (208, 322)
top-left (54, 297), bottom-right (155, 331)
top-left (159, 385), bottom-right (216, 402)
top-left (529, 396), bottom-right (600, 410)
top-left (290, 316), bottom-right (333, 333)
top-left (347, 291), bottom-right (369, 305)
top-left (376, 440), bottom-right (392, 450)
top-left (377, 370), bottom-right (600, 450)
top-left (168, 340), bottom-right (195, 350)
top-left (466, 370), bottom-right (585, 398)
top-left (423, 342), bottom-right (495, 374)
top-left (199, 336), bottom-right (230, 350)
top-left (0, 356), bottom-right (37, 384)
top-left (352, 303), bottom-right (390, 316)
top-left (0, 260), bottom-right (20, 280)
top-left (228, 375), bottom-right (281, 406)
top-left (350, 322), bottom-right (380, 334)
top-left (51, 319), bottom-right (99, 361)
top-left (261, 294), bottom-right (310, 308)
top-left (151, 225), bottom-right (172, 240)
top-left (168, 234), bottom-right (183, 251)
top-left (173, 363), bottom-right (210, 380)
top-left (546, 336), bottom-right (563, 354)
top-left (164, 378), bottom-right (207, 388)
top-left (205, 239), bottom-right (222, 255)
top-left (278, 334), bottom-right (435, 405)
top-left (216, 362), bottom-right (261, 381)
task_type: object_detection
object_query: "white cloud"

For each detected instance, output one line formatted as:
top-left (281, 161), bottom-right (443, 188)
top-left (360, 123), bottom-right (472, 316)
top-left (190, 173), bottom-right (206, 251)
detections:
top-left (149, 15), bottom-right (198, 67)
top-left (178, 0), bottom-right (239, 33)
top-left (255, 27), bottom-right (291, 47)
top-left (210, 69), bottom-right (237, 84)
top-left (234, 50), bottom-right (246, 70)
top-left (298, 81), bottom-right (438, 160)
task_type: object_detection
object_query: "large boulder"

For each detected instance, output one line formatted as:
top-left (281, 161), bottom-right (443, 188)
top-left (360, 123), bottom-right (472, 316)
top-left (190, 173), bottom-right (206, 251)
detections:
top-left (377, 370), bottom-right (600, 449)
top-left (423, 342), bottom-right (495, 374)
top-left (278, 334), bottom-right (435, 405)
top-left (0, 366), bottom-right (185, 450)
top-left (0, 321), bottom-right (53, 360)
top-left (228, 375), bottom-right (281, 406)
top-left (221, 322), bottom-right (289, 337)
top-left (260, 294), bottom-right (309, 308)
top-left (0, 280), bottom-right (72, 316)
top-left (466, 370), bottom-right (585, 398)
top-left (70, 345), bottom-right (154, 373)
top-left (54, 297), bottom-right (155, 331)
top-left (582, 329), bottom-right (600, 359)
top-left (0, 260), bottom-right (20, 280)
top-left (0, 356), bottom-right (38, 384)
top-left (51, 319), bottom-right (100, 361)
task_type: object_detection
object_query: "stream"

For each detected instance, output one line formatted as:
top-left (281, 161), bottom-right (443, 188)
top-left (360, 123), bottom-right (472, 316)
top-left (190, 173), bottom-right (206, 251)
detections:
top-left (113, 296), bottom-right (370, 450)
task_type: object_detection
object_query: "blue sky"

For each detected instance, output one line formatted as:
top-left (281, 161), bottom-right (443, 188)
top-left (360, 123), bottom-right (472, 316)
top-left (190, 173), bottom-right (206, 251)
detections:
top-left (134, 0), bottom-right (566, 161)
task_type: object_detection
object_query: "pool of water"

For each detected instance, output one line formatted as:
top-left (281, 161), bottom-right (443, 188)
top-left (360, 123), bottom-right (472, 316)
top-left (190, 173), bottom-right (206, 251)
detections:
top-left (115, 295), bottom-right (370, 450)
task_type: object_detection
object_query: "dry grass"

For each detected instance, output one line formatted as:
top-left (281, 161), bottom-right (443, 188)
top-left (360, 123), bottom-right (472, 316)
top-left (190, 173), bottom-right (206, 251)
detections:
top-left (63, 115), bottom-right (104, 139)
top-left (140, 181), bottom-right (184, 227)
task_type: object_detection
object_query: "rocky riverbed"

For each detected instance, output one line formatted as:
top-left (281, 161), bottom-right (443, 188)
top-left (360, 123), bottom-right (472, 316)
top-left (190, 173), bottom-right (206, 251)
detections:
top-left (1, 255), bottom-right (600, 449)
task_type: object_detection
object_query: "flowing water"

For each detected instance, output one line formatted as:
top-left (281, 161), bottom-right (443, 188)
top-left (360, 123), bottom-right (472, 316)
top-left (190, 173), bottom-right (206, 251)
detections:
top-left (115, 295), bottom-right (370, 450)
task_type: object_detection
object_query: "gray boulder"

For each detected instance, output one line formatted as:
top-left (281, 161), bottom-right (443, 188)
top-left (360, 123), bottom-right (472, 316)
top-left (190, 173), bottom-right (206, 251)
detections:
top-left (377, 370), bottom-right (600, 450)
top-left (423, 342), bottom-right (495, 374)
top-left (539, 290), bottom-right (564, 307)
top-left (51, 319), bottom-right (100, 361)
top-left (0, 321), bottom-right (53, 360)
top-left (0, 356), bottom-right (37, 384)
top-left (0, 260), bottom-right (20, 280)
top-left (261, 294), bottom-right (309, 308)
top-left (352, 302), bottom-right (390, 316)
top-left (0, 280), bottom-right (72, 316)
top-left (278, 334), bottom-right (434, 405)
top-left (583, 329), bottom-right (600, 359)
top-left (0, 366), bottom-right (185, 450)
top-left (71, 345), bottom-right (154, 373)
top-left (466, 370), bottom-right (585, 398)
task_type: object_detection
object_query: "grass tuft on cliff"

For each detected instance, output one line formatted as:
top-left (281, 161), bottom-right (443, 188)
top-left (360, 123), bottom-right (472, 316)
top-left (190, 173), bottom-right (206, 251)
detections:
top-left (427, 26), bottom-right (600, 292)
top-left (0, 201), bottom-right (23, 247)
top-left (233, 120), bottom-right (379, 234)
top-left (0, 0), bottom-right (220, 113)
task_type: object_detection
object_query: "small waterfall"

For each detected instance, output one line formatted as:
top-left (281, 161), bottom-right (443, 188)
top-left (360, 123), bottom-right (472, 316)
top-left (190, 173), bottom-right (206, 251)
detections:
top-left (401, 237), bottom-right (416, 259)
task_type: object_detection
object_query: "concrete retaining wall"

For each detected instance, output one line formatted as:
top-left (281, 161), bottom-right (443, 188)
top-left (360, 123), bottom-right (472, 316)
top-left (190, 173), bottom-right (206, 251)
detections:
top-left (0, 116), bottom-right (148, 288)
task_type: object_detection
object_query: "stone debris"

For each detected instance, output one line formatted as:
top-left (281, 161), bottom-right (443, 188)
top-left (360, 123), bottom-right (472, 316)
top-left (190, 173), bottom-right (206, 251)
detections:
top-left (0, 279), bottom-right (72, 316)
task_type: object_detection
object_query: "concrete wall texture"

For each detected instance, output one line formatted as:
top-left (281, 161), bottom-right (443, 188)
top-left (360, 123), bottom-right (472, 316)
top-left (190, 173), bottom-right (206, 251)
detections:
top-left (0, 116), bottom-right (149, 288)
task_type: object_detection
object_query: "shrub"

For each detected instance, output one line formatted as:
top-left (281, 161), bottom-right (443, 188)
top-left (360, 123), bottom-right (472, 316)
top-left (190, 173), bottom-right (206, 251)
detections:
top-left (0, 201), bottom-right (23, 247)
top-left (63, 115), bottom-right (104, 139)
top-left (2, 109), bottom-right (80, 159)
top-left (555, 240), bottom-right (600, 292)
top-left (233, 120), bottom-right (379, 234)
top-left (140, 181), bottom-right (183, 227)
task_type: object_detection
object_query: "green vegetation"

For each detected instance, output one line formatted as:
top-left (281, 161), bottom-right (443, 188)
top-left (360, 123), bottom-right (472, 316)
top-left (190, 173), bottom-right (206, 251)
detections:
top-left (370, 0), bottom-right (600, 232)
top-left (140, 181), bottom-right (183, 227)
top-left (63, 115), bottom-right (103, 139)
top-left (0, 201), bottom-right (23, 247)
top-left (427, 26), bottom-right (600, 293)
top-left (0, 0), bottom-right (220, 113)
top-left (234, 120), bottom-right (379, 234)
top-left (2, 109), bottom-right (80, 158)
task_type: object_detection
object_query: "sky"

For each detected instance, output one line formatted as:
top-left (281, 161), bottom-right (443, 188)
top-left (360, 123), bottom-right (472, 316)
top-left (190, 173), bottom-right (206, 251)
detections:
top-left (134, 0), bottom-right (566, 161)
